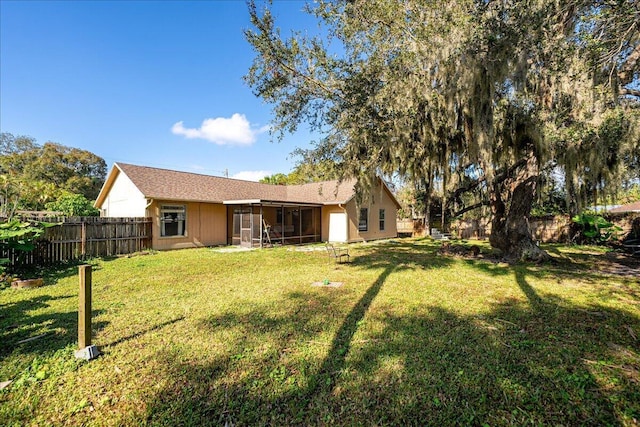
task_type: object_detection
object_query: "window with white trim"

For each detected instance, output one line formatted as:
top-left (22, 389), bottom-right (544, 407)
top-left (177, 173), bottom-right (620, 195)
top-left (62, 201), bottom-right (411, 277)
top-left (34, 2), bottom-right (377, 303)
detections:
top-left (379, 209), bottom-right (385, 231)
top-left (359, 208), bottom-right (368, 232)
top-left (160, 205), bottom-right (186, 237)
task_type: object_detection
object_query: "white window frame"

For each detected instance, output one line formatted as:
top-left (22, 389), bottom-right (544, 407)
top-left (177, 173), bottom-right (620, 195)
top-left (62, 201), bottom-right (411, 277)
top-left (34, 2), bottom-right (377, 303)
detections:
top-left (379, 209), bottom-right (385, 231)
top-left (359, 208), bottom-right (368, 232)
top-left (160, 205), bottom-right (186, 237)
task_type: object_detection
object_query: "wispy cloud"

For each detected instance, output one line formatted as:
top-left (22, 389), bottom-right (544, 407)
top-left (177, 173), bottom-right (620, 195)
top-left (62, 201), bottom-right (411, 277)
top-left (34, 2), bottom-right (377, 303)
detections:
top-left (171, 113), bottom-right (269, 146)
top-left (232, 170), bottom-right (272, 182)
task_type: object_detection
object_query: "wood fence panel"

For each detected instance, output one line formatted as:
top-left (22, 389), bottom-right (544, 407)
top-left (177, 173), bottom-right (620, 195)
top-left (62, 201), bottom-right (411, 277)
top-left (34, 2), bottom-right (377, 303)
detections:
top-left (451, 212), bottom-right (639, 243)
top-left (1, 217), bottom-right (152, 267)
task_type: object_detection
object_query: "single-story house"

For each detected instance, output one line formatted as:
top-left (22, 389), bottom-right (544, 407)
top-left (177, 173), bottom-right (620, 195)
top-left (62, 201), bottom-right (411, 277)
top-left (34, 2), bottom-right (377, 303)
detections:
top-left (94, 163), bottom-right (400, 250)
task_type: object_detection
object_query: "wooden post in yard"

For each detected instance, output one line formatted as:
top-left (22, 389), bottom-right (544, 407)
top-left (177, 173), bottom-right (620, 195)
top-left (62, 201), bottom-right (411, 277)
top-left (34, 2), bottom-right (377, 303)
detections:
top-left (75, 265), bottom-right (100, 360)
top-left (78, 265), bottom-right (91, 348)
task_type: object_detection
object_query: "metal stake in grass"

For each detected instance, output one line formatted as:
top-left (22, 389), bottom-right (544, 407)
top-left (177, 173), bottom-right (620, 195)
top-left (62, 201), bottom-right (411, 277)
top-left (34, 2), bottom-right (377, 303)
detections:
top-left (75, 265), bottom-right (100, 360)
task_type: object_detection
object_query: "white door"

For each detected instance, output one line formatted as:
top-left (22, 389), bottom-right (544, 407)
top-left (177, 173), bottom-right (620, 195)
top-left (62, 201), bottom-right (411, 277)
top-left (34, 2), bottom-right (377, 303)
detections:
top-left (328, 212), bottom-right (348, 242)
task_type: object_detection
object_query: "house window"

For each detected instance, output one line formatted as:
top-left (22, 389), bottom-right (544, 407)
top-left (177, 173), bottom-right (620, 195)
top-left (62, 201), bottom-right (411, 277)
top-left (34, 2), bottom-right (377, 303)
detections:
top-left (379, 209), bottom-right (385, 231)
top-left (359, 208), bottom-right (368, 232)
top-left (160, 205), bottom-right (186, 237)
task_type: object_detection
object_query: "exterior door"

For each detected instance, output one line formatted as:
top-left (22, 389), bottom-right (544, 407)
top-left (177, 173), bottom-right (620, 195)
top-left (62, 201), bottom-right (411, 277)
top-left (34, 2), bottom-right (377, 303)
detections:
top-left (328, 212), bottom-right (347, 242)
top-left (240, 209), bottom-right (252, 247)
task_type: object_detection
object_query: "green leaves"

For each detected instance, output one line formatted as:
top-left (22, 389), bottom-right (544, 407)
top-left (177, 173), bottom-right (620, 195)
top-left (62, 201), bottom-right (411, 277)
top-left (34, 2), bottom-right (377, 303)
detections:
top-left (0, 133), bottom-right (106, 211)
top-left (245, 0), bottom-right (638, 257)
top-left (44, 193), bottom-right (100, 217)
top-left (0, 219), bottom-right (56, 271)
top-left (0, 219), bottom-right (53, 249)
top-left (571, 213), bottom-right (622, 244)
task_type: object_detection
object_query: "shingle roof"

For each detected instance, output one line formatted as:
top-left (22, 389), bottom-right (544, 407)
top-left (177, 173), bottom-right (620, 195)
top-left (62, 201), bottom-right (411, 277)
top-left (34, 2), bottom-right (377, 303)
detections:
top-left (110, 163), bottom-right (358, 205)
top-left (609, 201), bottom-right (640, 213)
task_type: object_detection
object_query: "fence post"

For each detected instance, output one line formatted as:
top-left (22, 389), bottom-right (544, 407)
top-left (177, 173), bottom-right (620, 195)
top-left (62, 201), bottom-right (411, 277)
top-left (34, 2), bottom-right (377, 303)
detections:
top-left (75, 265), bottom-right (100, 360)
top-left (81, 221), bottom-right (86, 258)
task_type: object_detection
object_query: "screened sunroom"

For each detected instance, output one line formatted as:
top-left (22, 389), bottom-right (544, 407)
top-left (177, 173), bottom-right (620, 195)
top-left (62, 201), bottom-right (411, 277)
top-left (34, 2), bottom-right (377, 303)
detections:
top-left (225, 201), bottom-right (322, 248)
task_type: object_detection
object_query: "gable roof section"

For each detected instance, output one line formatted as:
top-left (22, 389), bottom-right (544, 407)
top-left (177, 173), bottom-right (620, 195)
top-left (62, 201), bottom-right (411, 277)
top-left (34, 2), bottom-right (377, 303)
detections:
top-left (285, 179), bottom-right (358, 205)
top-left (95, 163), bottom-right (383, 207)
top-left (116, 163), bottom-right (288, 203)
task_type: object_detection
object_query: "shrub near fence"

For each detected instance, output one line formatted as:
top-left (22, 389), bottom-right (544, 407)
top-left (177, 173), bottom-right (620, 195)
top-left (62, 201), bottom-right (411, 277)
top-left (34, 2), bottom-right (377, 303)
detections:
top-left (1, 217), bottom-right (152, 266)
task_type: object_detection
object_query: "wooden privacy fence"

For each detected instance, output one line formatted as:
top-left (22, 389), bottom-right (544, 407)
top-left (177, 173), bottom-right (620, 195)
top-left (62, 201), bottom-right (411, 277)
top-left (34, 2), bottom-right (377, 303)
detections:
top-left (397, 219), bottom-right (426, 237)
top-left (2, 217), bottom-right (152, 266)
top-left (451, 213), bottom-right (639, 243)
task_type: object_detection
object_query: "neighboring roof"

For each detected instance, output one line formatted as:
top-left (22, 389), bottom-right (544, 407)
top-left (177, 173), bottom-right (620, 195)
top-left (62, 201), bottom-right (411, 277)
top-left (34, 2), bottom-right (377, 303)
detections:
top-left (95, 163), bottom-right (400, 208)
top-left (587, 205), bottom-right (620, 213)
top-left (609, 201), bottom-right (640, 213)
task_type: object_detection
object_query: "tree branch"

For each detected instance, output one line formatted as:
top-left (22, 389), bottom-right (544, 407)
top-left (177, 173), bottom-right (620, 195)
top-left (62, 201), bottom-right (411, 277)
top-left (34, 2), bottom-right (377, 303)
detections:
top-left (247, 1), bottom-right (340, 99)
top-left (616, 36), bottom-right (640, 86)
top-left (448, 158), bottom-right (528, 202)
top-left (621, 87), bottom-right (640, 98)
top-left (452, 200), bottom-right (489, 217)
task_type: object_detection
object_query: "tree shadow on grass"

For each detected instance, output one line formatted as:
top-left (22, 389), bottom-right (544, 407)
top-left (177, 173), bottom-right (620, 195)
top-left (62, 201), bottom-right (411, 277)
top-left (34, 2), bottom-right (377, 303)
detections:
top-left (464, 247), bottom-right (639, 289)
top-left (345, 299), bottom-right (638, 425)
top-left (544, 244), bottom-right (640, 278)
top-left (143, 299), bottom-right (639, 425)
top-left (99, 316), bottom-right (185, 351)
top-left (140, 242), bottom-right (639, 426)
top-left (0, 294), bottom-right (107, 360)
top-left (142, 264), bottom-right (396, 425)
top-left (351, 239), bottom-right (455, 271)
top-left (7, 260), bottom-right (96, 285)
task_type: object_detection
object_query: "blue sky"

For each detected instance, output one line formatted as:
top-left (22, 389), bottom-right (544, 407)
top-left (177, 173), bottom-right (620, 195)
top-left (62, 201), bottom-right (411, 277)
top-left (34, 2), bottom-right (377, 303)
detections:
top-left (0, 0), bottom-right (319, 181)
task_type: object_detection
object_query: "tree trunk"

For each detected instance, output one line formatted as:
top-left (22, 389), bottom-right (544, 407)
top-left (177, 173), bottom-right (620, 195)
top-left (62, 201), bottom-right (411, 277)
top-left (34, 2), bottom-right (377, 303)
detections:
top-left (441, 198), bottom-right (446, 233)
top-left (441, 162), bottom-right (448, 233)
top-left (423, 200), bottom-right (431, 237)
top-left (489, 155), bottom-right (550, 262)
top-left (565, 175), bottom-right (580, 217)
top-left (420, 176), bottom-right (432, 237)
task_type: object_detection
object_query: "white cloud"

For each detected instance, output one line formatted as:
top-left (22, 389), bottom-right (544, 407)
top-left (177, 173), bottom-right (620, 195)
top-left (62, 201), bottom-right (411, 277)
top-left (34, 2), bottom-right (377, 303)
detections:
top-left (232, 170), bottom-right (272, 182)
top-left (171, 113), bottom-right (268, 146)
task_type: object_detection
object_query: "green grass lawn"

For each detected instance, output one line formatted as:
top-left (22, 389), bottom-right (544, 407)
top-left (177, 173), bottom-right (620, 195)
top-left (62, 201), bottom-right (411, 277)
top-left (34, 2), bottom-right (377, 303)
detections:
top-left (1, 239), bottom-right (639, 426)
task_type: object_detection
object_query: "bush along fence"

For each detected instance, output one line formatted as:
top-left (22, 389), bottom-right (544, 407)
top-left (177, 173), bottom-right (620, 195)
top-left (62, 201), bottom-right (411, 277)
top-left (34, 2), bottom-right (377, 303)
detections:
top-left (0, 216), bottom-right (152, 266)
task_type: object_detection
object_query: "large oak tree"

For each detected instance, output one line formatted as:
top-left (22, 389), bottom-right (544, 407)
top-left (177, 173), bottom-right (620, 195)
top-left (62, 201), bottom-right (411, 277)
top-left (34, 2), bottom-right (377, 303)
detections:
top-left (245, 0), bottom-right (639, 261)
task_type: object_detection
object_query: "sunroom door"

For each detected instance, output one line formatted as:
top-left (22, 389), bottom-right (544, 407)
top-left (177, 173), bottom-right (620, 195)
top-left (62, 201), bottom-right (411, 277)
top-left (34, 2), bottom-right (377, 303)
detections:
top-left (240, 209), bottom-right (252, 247)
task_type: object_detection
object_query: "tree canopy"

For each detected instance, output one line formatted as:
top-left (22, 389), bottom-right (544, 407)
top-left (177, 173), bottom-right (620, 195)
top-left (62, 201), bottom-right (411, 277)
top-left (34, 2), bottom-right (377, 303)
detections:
top-left (0, 133), bottom-right (106, 216)
top-left (245, 0), bottom-right (639, 260)
top-left (260, 149), bottom-right (340, 185)
top-left (44, 193), bottom-right (100, 217)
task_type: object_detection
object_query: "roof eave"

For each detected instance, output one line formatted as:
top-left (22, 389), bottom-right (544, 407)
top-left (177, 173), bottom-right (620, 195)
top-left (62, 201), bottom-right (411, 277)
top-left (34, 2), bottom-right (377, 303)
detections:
top-left (149, 197), bottom-right (225, 204)
top-left (223, 199), bottom-right (262, 205)
top-left (223, 199), bottom-right (324, 207)
top-left (94, 163), bottom-right (125, 208)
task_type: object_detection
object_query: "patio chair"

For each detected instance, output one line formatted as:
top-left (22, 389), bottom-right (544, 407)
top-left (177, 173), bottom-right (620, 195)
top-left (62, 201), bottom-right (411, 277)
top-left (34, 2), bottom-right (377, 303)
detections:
top-left (326, 242), bottom-right (350, 263)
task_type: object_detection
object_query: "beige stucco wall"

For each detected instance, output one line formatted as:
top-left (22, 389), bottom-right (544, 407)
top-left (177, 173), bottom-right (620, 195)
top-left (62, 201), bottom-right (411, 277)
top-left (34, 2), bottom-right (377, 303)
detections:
top-left (99, 170), bottom-right (147, 217)
top-left (150, 200), bottom-right (227, 250)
